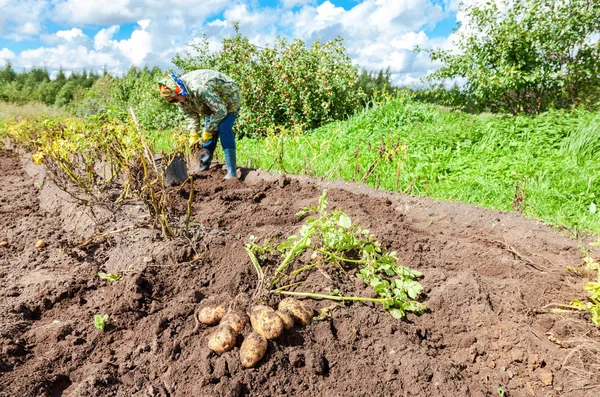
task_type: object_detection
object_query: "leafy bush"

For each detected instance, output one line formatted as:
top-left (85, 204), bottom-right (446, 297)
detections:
top-left (173, 29), bottom-right (364, 136)
top-left (419, 0), bottom-right (600, 114)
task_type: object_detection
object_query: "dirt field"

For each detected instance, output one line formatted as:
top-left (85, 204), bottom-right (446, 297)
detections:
top-left (1, 149), bottom-right (599, 397)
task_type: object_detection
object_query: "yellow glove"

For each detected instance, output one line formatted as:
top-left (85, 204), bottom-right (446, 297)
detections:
top-left (189, 131), bottom-right (199, 146)
top-left (202, 130), bottom-right (214, 142)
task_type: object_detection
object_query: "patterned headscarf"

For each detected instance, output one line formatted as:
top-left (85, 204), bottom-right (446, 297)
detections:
top-left (158, 72), bottom-right (189, 102)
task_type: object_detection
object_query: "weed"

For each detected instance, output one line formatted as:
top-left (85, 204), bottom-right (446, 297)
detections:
top-left (98, 272), bottom-right (121, 282)
top-left (94, 314), bottom-right (109, 331)
top-left (551, 249), bottom-right (600, 325)
top-left (570, 252), bottom-right (600, 325)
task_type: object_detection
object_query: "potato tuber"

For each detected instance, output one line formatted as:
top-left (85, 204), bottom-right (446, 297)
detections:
top-left (208, 324), bottom-right (237, 354)
top-left (275, 310), bottom-right (294, 330)
top-left (197, 304), bottom-right (226, 326)
top-left (249, 305), bottom-right (284, 340)
top-left (240, 332), bottom-right (268, 368)
top-left (278, 298), bottom-right (314, 326)
top-left (221, 309), bottom-right (249, 334)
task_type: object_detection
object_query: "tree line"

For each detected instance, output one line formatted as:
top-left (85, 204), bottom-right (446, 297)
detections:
top-left (0, 63), bottom-right (102, 107)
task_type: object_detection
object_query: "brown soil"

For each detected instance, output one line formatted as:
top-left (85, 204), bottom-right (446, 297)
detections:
top-left (0, 149), bottom-right (599, 397)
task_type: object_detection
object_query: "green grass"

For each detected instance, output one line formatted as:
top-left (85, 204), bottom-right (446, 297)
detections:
top-left (236, 97), bottom-right (600, 236)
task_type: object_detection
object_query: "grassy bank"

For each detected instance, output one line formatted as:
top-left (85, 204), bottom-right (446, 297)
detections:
top-left (237, 97), bottom-right (600, 236)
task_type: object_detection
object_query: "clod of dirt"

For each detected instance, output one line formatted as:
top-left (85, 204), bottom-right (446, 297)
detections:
top-left (0, 241), bottom-right (8, 247)
top-left (305, 351), bottom-right (326, 375)
top-left (537, 370), bottom-right (554, 386)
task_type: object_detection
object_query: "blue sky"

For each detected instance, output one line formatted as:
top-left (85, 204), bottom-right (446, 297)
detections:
top-left (0, 0), bottom-right (464, 86)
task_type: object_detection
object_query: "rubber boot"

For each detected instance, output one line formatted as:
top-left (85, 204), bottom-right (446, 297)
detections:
top-left (223, 148), bottom-right (237, 180)
top-left (199, 149), bottom-right (213, 171)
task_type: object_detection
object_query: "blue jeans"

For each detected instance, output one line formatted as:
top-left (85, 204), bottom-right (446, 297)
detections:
top-left (202, 111), bottom-right (237, 152)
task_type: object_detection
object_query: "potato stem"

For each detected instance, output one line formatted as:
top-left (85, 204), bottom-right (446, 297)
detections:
top-left (275, 290), bottom-right (386, 303)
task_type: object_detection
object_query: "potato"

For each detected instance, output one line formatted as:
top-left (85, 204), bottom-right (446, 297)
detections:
top-left (275, 310), bottom-right (294, 330)
top-left (0, 241), bottom-right (8, 247)
top-left (197, 304), bottom-right (226, 325)
top-left (35, 240), bottom-right (46, 248)
top-left (278, 298), bottom-right (314, 326)
top-left (249, 305), bottom-right (284, 340)
top-left (221, 310), bottom-right (249, 334)
top-left (240, 332), bottom-right (268, 368)
top-left (208, 324), bottom-right (237, 354)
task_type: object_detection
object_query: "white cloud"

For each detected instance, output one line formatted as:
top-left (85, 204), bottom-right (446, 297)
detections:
top-left (286, 0), bottom-right (449, 85)
top-left (0, 0), bottom-right (47, 41)
top-left (18, 45), bottom-right (119, 73)
top-left (280, 0), bottom-right (313, 8)
top-left (0, 48), bottom-right (16, 66)
top-left (56, 28), bottom-right (84, 41)
top-left (3, 0), bottom-right (464, 85)
top-left (114, 20), bottom-right (153, 66)
top-left (40, 27), bottom-right (91, 47)
top-left (315, 1), bottom-right (345, 22)
top-left (51, 0), bottom-right (230, 26)
top-left (391, 31), bottom-right (429, 51)
top-left (224, 3), bottom-right (279, 31)
top-left (51, 0), bottom-right (138, 25)
top-left (94, 26), bottom-right (120, 51)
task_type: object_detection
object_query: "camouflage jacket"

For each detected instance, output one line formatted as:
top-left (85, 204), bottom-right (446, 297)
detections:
top-left (177, 70), bottom-right (242, 133)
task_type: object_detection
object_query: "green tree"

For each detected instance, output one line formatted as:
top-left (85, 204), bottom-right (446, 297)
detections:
top-left (55, 80), bottom-right (77, 107)
top-left (0, 62), bottom-right (17, 82)
top-left (71, 74), bottom-right (114, 116)
top-left (419, 0), bottom-right (600, 114)
top-left (357, 67), bottom-right (394, 106)
top-left (55, 67), bottom-right (67, 85)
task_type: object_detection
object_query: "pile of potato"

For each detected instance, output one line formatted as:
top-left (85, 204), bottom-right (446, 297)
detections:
top-left (197, 297), bottom-right (314, 368)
